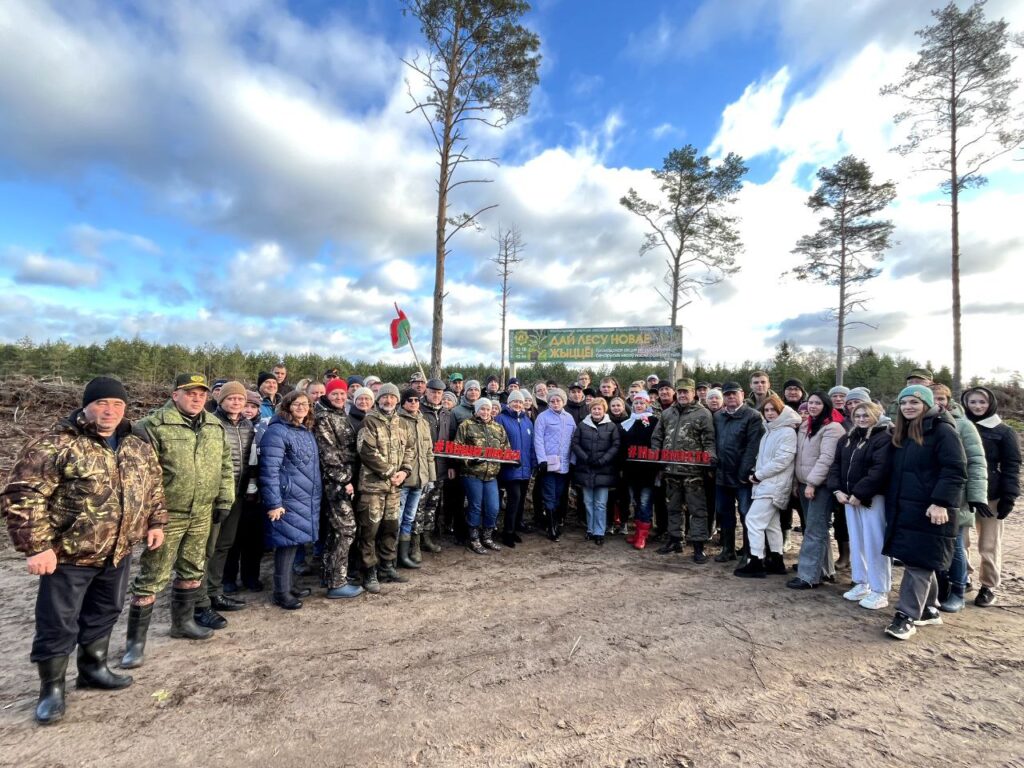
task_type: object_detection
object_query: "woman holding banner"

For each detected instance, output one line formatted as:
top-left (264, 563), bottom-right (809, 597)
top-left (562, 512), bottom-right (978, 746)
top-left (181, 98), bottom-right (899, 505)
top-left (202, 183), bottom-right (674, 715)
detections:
top-left (456, 398), bottom-right (511, 555)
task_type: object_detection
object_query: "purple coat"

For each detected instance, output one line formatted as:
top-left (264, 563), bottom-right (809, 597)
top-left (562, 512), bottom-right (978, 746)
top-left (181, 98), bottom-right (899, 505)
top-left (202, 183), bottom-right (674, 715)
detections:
top-left (533, 407), bottom-right (576, 475)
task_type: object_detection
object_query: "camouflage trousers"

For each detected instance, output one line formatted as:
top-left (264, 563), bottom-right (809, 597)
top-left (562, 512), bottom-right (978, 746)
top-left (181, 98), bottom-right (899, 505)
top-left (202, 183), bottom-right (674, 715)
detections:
top-left (666, 475), bottom-right (709, 543)
top-left (355, 491), bottom-right (400, 569)
top-left (132, 508), bottom-right (212, 598)
top-left (322, 487), bottom-right (356, 589)
top-left (414, 478), bottom-right (444, 535)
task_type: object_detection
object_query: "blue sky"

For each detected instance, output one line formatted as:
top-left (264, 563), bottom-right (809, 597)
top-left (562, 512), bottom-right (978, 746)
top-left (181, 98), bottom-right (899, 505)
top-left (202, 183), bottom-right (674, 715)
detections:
top-left (0, 0), bottom-right (1022, 378)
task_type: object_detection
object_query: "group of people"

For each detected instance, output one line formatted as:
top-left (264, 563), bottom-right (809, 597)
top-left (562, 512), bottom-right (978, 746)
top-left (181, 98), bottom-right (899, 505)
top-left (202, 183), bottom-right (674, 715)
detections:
top-left (2, 362), bottom-right (1019, 725)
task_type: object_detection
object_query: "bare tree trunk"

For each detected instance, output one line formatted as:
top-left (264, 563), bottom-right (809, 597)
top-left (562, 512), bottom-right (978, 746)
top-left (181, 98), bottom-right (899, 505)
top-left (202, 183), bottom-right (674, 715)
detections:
top-left (950, 55), bottom-right (962, 395)
top-left (836, 214), bottom-right (847, 387)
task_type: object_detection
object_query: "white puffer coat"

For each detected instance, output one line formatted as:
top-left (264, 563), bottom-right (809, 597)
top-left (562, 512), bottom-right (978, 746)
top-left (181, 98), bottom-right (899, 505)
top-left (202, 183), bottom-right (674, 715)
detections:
top-left (751, 406), bottom-right (800, 507)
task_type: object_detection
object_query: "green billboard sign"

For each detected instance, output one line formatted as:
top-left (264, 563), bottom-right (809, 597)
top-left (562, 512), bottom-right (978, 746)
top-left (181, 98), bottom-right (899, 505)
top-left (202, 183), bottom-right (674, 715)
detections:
top-left (509, 326), bottom-right (682, 363)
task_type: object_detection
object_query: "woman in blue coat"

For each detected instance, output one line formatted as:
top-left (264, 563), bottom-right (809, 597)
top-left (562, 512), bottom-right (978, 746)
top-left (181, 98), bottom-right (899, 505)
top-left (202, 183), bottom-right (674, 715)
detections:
top-left (495, 391), bottom-right (537, 548)
top-left (259, 390), bottom-right (322, 610)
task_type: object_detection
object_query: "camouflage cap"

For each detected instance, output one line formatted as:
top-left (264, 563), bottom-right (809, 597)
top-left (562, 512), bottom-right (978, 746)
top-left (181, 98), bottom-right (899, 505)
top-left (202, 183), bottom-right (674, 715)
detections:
top-left (409, 371), bottom-right (427, 383)
top-left (174, 373), bottom-right (209, 391)
top-left (674, 378), bottom-right (695, 391)
top-left (905, 368), bottom-right (933, 382)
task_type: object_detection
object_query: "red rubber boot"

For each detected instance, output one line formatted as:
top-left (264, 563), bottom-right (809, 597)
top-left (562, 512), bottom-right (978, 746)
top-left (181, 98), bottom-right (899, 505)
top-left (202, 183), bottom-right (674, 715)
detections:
top-left (634, 521), bottom-right (652, 550)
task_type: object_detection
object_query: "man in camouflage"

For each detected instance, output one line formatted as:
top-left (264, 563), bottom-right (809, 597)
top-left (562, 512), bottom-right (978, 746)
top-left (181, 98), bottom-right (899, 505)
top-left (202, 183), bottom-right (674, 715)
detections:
top-left (120, 373), bottom-right (235, 669)
top-left (355, 383), bottom-right (414, 593)
top-left (313, 377), bottom-right (363, 598)
top-left (1, 376), bottom-right (168, 725)
top-left (416, 378), bottom-right (456, 554)
top-left (651, 378), bottom-right (717, 563)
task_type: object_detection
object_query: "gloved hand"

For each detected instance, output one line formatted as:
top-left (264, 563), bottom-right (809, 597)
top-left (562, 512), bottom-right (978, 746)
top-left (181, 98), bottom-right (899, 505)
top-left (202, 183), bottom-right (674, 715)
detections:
top-left (971, 501), bottom-right (994, 518)
top-left (997, 497), bottom-right (1015, 520)
top-left (468, 458), bottom-right (484, 466)
top-left (536, 461), bottom-right (548, 475)
top-left (212, 508), bottom-right (230, 524)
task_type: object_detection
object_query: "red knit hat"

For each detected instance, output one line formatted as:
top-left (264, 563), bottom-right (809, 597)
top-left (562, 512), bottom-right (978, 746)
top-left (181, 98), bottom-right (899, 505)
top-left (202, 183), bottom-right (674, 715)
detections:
top-left (326, 378), bottom-right (348, 395)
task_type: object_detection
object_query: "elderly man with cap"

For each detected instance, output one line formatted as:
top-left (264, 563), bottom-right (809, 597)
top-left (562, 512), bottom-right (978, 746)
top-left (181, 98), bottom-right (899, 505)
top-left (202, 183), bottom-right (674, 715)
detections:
top-left (364, 375), bottom-right (383, 395)
top-left (651, 378), bottom-right (717, 562)
top-left (193, 381), bottom-right (257, 629)
top-left (484, 374), bottom-right (502, 401)
top-left (696, 382), bottom-right (711, 406)
top-left (828, 385), bottom-right (849, 415)
top-left (713, 381), bottom-right (765, 563)
top-left (120, 374), bottom-right (235, 669)
top-left (416, 378), bottom-right (456, 555)
top-left (408, 371), bottom-right (428, 397)
top-left (354, 383), bottom-right (415, 593)
top-left (646, 374), bottom-right (661, 396)
top-left (2, 377), bottom-right (168, 725)
top-left (781, 378), bottom-right (807, 411)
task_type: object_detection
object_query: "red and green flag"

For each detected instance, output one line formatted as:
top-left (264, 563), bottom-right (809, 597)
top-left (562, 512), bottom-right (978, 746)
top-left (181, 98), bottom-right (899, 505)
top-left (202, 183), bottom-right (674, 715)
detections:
top-left (390, 303), bottom-right (411, 349)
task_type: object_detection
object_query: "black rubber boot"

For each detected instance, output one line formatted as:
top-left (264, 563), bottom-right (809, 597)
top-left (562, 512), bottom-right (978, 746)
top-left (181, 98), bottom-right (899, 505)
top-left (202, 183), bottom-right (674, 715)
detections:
top-left (378, 560), bottom-right (409, 583)
top-left (546, 510), bottom-right (560, 542)
top-left (76, 635), bottom-right (133, 690)
top-left (481, 528), bottom-right (502, 551)
top-left (169, 586), bottom-right (214, 640)
top-left (657, 536), bottom-right (683, 555)
top-left (420, 531), bottom-right (441, 553)
top-left (714, 530), bottom-right (737, 562)
top-left (397, 536), bottom-right (421, 569)
top-left (120, 603), bottom-right (153, 669)
top-left (35, 656), bottom-right (68, 725)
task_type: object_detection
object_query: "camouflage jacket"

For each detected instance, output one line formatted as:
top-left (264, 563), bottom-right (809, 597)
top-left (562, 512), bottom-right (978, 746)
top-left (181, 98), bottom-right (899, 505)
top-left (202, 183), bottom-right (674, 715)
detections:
top-left (134, 400), bottom-right (234, 514)
top-left (398, 409), bottom-right (437, 488)
top-left (356, 407), bottom-right (414, 494)
top-left (313, 398), bottom-right (356, 494)
top-left (455, 417), bottom-right (511, 482)
top-left (651, 401), bottom-right (716, 477)
top-left (2, 410), bottom-right (169, 567)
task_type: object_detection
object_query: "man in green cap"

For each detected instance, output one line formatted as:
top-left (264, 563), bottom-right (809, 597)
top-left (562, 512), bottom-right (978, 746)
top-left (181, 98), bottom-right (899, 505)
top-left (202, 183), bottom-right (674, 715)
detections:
top-left (121, 373), bottom-right (235, 669)
top-left (651, 378), bottom-right (717, 563)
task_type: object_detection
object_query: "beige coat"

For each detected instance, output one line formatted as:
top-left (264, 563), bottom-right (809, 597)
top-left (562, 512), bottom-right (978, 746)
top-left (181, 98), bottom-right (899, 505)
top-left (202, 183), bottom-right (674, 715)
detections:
top-left (795, 420), bottom-right (845, 488)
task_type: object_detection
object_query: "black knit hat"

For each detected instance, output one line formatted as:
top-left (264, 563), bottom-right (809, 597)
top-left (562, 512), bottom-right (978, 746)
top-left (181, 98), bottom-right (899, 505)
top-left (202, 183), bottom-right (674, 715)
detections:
top-left (783, 378), bottom-right (805, 391)
top-left (83, 376), bottom-right (128, 407)
top-left (257, 371), bottom-right (275, 387)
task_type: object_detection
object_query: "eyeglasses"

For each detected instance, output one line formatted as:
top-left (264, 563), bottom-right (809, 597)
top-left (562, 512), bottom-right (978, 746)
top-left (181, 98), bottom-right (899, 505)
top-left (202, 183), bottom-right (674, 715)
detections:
top-left (291, 402), bottom-right (310, 410)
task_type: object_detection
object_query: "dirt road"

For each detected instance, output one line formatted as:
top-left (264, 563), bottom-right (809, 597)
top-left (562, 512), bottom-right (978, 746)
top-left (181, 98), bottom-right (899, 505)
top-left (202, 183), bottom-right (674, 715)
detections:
top-left (1, 516), bottom-right (1023, 768)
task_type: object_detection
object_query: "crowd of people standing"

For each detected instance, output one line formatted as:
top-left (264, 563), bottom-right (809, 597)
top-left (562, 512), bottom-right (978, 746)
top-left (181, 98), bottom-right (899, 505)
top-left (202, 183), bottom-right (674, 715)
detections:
top-left (1, 362), bottom-right (1019, 724)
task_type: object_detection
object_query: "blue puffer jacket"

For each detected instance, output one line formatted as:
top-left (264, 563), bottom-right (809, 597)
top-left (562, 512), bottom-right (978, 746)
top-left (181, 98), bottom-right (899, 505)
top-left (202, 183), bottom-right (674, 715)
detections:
top-left (496, 405), bottom-right (537, 482)
top-left (259, 415), bottom-right (321, 548)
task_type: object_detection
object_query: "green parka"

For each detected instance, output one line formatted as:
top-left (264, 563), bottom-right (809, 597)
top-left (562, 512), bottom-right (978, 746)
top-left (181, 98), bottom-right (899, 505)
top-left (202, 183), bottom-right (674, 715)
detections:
top-left (946, 403), bottom-right (989, 527)
top-left (133, 400), bottom-right (234, 514)
top-left (398, 409), bottom-right (437, 488)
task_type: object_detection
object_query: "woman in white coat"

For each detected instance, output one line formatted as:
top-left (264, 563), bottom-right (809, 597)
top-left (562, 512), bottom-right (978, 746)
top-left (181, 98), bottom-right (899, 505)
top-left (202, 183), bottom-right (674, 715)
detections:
top-left (736, 395), bottom-right (800, 577)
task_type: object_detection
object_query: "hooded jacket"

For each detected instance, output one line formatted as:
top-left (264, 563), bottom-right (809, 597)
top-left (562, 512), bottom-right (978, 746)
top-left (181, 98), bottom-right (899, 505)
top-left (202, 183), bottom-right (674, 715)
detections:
top-left (942, 403), bottom-right (989, 527)
top-left (883, 407), bottom-right (967, 571)
top-left (495, 404), bottom-right (537, 482)
top-left (259, 414), bottom-right (321, 547)
top-left (398, 408), bottom-right (437, 488)
top-left (750, 406), bottom-right (800, 508)
top-left (826, 416), bottom-right (893, 506)
top-left (2, 410), bottom-right (168, 567)
top-left (962, 387), bottom-right (1021, 514)
top-left (570, 413), bottom-right (621, 488)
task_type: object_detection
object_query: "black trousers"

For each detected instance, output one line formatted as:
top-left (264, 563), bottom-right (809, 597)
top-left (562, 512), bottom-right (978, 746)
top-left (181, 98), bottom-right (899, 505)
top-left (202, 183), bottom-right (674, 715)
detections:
top-left (501, 479), bottom-right (530, 533)
top-left (445, 471), bottom-right (467, 542)
top-left (653, 483), bottom-right (668, 533)
top-left (198, 496), bottom-right (244, 607)
top-left (224, 495), bottom-right (265, 588)
top-left (31, 558), bottom-right (131, 662)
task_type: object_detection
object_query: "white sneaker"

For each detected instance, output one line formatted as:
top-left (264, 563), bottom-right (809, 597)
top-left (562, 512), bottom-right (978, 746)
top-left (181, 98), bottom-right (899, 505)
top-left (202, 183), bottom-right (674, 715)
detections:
top-left (843, 583), bottom-right (871, 601)
top-left (859, 591), bottom-right (889, 610)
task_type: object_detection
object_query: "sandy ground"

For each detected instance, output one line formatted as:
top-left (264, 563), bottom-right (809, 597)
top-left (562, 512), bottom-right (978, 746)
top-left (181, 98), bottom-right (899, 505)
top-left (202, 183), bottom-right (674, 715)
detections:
top-left (1, 507), bottom-right (1023, 768)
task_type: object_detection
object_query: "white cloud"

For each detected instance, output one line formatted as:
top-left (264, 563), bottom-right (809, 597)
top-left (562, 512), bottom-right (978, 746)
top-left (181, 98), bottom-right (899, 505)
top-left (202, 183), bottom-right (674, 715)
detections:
top-left (12, 252), bottom-right (99, 288)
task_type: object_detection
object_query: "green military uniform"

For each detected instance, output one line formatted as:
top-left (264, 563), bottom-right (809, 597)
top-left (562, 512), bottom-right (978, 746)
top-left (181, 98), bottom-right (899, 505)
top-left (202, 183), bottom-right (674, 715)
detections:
top-left (651, 382), bottom-right (717, 544)
top-left (355, 406), bottom-right (414, 570)
top-left (130, 400), bottom-right (235, 597)
top-left (313, 399), bottom-right (358, 589)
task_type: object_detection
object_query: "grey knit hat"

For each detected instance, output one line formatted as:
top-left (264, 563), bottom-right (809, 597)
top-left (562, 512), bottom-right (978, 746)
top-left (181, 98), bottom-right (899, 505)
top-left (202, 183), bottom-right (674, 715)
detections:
top-left (376, 383), bottom-right (400, 400)
top-left (547, 388), bottom-right (567, 404)
top-left (441, 391), bottom-right (458, 404)
top-left (473, 397), bottom-right (493, 413)
top-left (507, 390), bottom-right (526, 403)
top-left (464, 379), bottom-right (481, 392)
top-left (845, 387), bottom-right (871, 404)
top-left (351, 386), bottom-right (374, 402)
top-left (828, 386), bottom-right (850, 397)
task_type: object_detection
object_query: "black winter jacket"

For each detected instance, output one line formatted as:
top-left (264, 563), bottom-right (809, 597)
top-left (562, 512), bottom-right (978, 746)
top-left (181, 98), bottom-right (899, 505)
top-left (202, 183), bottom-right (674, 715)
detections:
top-left (713, 405), bottom-right (764, 488)
top-left (420, 399), bottom-right (456, 476)
top-left (570, 415), bottom-right (621, 488)
top-left (883, 408), bottom-right (967, 571)
top-left (827, 423), bottom-right (893, 506)
top-left (620, 413), bottom-right (659, 486)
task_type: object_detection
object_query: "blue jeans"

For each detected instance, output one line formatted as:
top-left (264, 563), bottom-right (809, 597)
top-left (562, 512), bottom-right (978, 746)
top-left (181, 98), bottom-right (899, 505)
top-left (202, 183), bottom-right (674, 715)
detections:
top-left (629, 484), bottom-right (654, 523)
top-left (463, 476), bottom-right (499, 530)
top-left (582, 487), bottom-right (610, 536)
top-left (541, 472), bottom-right (568, 512)
top-left (399, 485), bottom-right (425, 536)
top-left (716, 484), bottom-right (752, 530)
top-left (796, 484), bottom-right (836, 584)
top-left (945, 525), bottom-right (968, 589)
